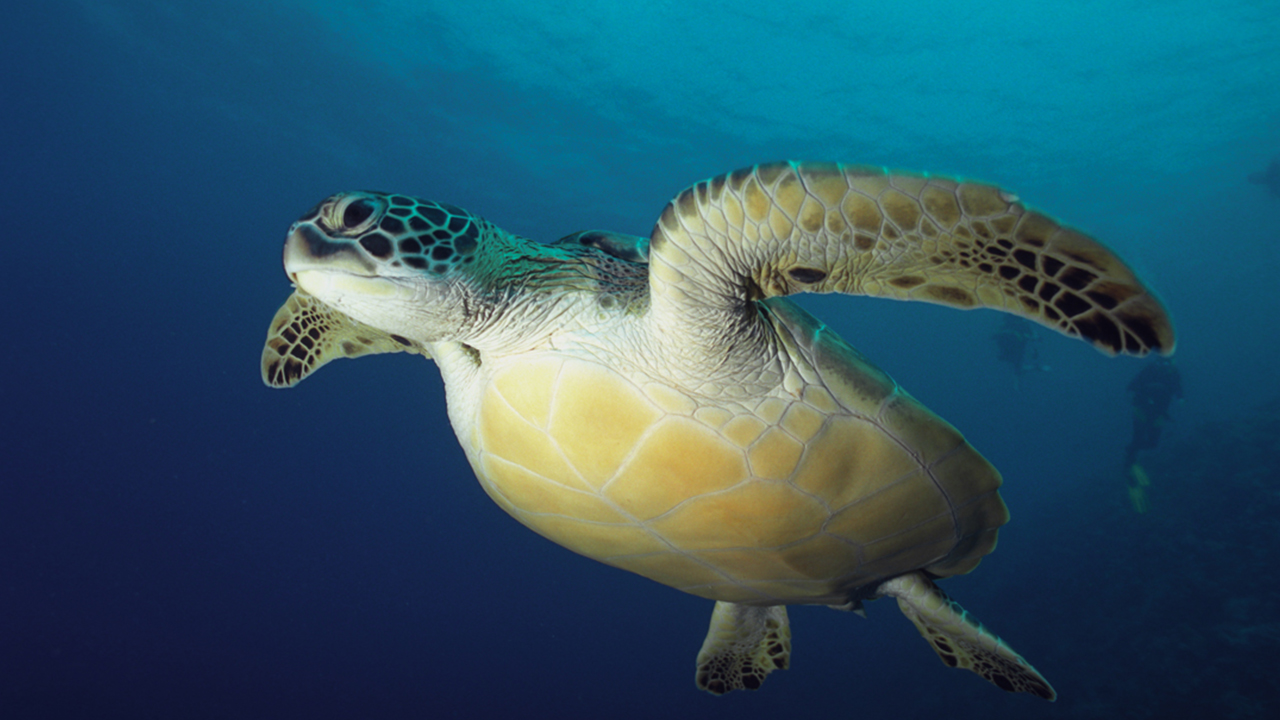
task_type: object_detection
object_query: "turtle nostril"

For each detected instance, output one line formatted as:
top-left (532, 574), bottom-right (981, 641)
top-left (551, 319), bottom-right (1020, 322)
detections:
top-left (343, 199), bottom-right (375, 229)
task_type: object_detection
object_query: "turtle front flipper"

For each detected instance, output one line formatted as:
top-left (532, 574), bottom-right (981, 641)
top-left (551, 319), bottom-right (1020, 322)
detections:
top-left (694, 602), bottom-right (791, 695)
top-left (261, 291), bottom-right (428, 388)
top-left (646, 161), bottom-right (1174, 357)
top-left (878, 572), bottom-right (1056, 701)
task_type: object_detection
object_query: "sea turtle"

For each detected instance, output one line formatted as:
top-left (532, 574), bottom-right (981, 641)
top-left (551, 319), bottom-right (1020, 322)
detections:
top-left (262, 161), bottom-right (1174, 699)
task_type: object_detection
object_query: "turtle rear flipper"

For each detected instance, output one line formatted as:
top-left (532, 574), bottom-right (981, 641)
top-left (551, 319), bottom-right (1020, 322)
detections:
top-left (694, 602), bottom-right (790, 694)
top-left (878, 572), bottom-right (1056, 701)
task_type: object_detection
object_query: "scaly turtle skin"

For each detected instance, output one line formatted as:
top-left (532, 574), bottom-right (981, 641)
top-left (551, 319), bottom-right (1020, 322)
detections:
top-left (262, 162), bottom-right (1175, 700)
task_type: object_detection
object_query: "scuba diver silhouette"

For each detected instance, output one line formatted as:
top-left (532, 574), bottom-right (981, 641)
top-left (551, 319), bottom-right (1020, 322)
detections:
top-left (1123, 357), bottom-right (1183, 512)
top-left (992, 315), bottom-right (1047, 387)
top-left (1247, 158), bottom-right (1280, 199)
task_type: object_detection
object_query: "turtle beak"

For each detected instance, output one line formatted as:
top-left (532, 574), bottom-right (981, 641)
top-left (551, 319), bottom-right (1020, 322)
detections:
top-left (282, 222), bottom-right (408, 303)
top-left (282, 222), bottom-right (377, 283)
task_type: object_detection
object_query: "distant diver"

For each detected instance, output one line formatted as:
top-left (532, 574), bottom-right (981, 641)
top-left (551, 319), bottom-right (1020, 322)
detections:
top-left (1122, 357), bottom-right (1183, 512)
top-left (992, 315), bottom-right (1047, 387)
top-left (1247, 158), bottom-right (1280, 199)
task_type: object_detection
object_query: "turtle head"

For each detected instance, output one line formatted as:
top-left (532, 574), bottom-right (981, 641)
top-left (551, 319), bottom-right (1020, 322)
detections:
top-left (282, 191), bottom-right (489, 344)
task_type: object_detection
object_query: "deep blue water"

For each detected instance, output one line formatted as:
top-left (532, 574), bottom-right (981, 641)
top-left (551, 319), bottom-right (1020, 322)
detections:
top-left (3, 1), bottom-right (1279, 717)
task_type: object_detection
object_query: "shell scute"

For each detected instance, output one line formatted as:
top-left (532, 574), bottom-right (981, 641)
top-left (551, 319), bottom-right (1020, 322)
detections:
top-left (482, 455), bottom-right (629, 524)
top-left (777, 534), bottom-right (863, 582)
top-left (878, 393), bottom-right (967, 464)
top-left (547, 360), bottom-right (663, 488)
top-left (789, 416), bottom-right (921, 506)
top-left (779, 402), bottom-right (826, 443)
top-left (607, 551), bottom-right (729, 592)
top-left (645, 480), bottom-right (828, 551)
top-left (521, 514), bottom-right (667, 559)
top-left (722, 414), bottom-right (768, 448)
top-left (604, 416), bottom-right (748, 520)
top-left (747, 428), bottom-right (805, 480)
top-left (478, 380), bottom-right (585, 492)
top-left (825, 470), bottom-right (951, 546)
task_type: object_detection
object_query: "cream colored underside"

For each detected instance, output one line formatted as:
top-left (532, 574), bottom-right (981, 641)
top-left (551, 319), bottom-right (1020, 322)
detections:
top-left (465, 352), bottom-right (1003, 606)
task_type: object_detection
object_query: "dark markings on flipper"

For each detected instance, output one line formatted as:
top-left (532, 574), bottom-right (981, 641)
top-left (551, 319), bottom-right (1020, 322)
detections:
top-left (787, 267), bottom-right (828, 284)
top-left (1058, 266), bottom-right (1097, 290)
top-left (695, 603), bottom-right (791, 695)
top-left (1054, 292), bottom-right (1091, 318)
top-left (880, 573), bottom-right (1056, 701)
top-left (923, 285), bottom-right (976, 307)
top-left (261, 292), bottom-right (425, 388)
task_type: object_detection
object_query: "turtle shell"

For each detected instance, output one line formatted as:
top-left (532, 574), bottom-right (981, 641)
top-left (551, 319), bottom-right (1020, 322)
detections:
top-left (466, 297), bottom-right (1007, 607)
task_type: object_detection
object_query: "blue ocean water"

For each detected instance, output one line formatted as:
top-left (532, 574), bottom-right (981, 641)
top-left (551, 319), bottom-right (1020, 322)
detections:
top-left (3, 1), bottom-right (1278, 717)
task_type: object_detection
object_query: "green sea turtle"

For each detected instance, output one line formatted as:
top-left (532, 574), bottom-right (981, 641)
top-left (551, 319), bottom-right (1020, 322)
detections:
top-left (262, 161), bottom-right (1174, 699)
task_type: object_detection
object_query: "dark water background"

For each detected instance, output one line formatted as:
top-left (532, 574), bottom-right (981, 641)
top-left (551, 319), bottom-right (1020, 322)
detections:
top-left (3, 1), bottom-right (1279, 717)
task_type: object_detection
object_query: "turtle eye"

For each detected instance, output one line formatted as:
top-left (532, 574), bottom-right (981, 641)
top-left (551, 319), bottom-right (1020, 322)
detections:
top-left (342, 199), bottom-right (376, 229)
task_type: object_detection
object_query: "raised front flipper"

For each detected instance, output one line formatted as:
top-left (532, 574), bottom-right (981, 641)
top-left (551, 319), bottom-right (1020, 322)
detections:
top-left (695, 602), bottom-right (790, 695)
top-left (647, 161), bottom-right (1174, 357)
top-left (261, 291), bottom-right (427, 388)
top-left (878, 572), bottom-right (1056, 701)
